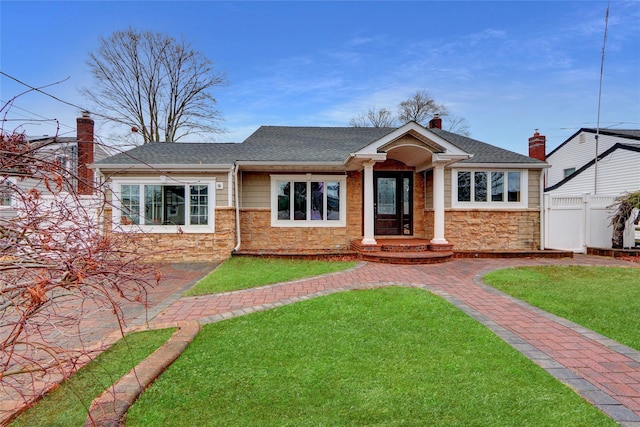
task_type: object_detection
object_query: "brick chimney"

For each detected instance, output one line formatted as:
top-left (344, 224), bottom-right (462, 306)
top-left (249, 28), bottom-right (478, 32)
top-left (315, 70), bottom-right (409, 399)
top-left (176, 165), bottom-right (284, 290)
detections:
top-left (76, 112), bottom-right (95, 195)
top-left (528, 130), bottom-right (546, 161)
top-left (428, 114), bottom-right (442, 129)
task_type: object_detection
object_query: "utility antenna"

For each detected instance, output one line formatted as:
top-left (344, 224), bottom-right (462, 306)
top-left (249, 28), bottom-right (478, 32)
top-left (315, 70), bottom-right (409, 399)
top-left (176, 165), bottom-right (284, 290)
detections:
top-left (595, 0), bottom-right (610, 194)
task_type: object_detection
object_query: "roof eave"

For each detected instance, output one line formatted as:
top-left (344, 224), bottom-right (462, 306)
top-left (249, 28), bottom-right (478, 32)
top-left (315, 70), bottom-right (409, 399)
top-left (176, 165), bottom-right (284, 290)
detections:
top-left (236, 160), bottom-right (347, 172)
top-left (90, 163), bottom-right (234, 172)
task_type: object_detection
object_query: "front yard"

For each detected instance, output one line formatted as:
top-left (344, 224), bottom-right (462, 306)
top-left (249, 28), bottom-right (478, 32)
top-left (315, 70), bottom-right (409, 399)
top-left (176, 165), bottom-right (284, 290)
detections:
top-left (12, 258), bottom-right (640, 426)
top-left (126, 287), bottom-right (613, 426)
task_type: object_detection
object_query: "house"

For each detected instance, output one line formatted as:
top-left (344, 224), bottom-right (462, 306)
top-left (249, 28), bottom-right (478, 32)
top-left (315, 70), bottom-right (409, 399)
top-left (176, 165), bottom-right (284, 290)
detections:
top-left (0, 113), bottom-right (104, 217)
top-left (540, 128), bottom-right (640, 195)
top-left (530, 128), bottom-right (640, 251)
top-left (92, 119), bottom-right (548, 263)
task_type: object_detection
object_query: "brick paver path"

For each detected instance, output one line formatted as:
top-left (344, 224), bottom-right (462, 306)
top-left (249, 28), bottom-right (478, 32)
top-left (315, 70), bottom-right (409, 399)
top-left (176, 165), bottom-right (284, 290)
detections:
top-left (0, 262), bottom-right (216, 425)
top-left (153, 255), bottom-right (640, 426)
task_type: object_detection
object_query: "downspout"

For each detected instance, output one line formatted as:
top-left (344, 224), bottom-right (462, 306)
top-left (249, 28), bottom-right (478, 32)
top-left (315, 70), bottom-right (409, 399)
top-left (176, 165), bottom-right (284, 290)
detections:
top-left (92, 166), bottom-right (106, 237)
top-left (233, 163), bottom-right (241, 251)
top-left (539, 170), bottom-right (545, 250)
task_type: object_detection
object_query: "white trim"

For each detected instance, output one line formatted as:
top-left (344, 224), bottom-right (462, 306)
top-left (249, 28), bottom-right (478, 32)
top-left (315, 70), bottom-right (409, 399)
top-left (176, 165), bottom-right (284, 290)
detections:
top-left (111, 176), bottom-right (216, 233)
top-left (270, 174), bottom-right (347, 228)
top-left (362, 161), bottom-right (377, 244)
top-left (451, 168), bottom-right (529, 209)
top-left (237, 161), bottom-right (343, 167)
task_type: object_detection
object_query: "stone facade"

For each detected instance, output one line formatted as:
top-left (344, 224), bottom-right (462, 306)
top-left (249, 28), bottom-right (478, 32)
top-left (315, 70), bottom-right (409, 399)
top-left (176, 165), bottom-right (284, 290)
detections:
top-left (239, 208), bottom-right (352, 251)
top-left (104, 207), bottom-right (237, 262)
top-left (423, 209), bottom-right (541, 250)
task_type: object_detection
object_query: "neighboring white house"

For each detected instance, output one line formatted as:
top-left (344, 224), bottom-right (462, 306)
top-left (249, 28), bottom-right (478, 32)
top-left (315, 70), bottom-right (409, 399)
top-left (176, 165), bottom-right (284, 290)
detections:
top-left (1, 114), bottom-right (108, 222)
top-left (529, 128), bottom-right (640, 251)
top-left (544, 128), bottom-right (640, 195)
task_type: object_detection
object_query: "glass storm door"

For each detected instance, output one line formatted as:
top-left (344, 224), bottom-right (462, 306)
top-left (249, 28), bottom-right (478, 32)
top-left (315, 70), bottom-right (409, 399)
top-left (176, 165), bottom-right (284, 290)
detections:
top-left (374, 172), bottom-right (413, 236)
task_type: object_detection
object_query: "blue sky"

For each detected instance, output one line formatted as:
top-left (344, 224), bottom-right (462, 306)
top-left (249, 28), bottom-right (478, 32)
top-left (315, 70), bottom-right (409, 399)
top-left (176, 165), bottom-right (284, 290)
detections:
top-left (1, 1), bottom-right (639, 155)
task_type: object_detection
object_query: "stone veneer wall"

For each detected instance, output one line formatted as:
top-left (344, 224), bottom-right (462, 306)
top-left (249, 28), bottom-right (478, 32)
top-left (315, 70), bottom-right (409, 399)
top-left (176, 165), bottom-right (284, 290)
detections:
top-left (239, 209), bottom-right (352, 251)
top-left (423, 209), bottom-right (541, 250)
top-left (103, 207), bottom-right (237, 262)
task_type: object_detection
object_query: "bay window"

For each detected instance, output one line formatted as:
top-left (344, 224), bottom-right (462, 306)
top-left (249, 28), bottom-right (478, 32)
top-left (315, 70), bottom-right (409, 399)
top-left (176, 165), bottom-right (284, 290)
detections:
top-left (271, 175), bottom-right (346, 226)
top-left (115, 179), bottom-right (214, 231)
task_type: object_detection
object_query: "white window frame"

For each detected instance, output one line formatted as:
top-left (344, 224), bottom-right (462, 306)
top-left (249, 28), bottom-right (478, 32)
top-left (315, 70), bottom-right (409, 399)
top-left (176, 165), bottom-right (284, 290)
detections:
top-left (563, 167), bottom-right (576, 178)
top-left (0, 177), bottom-right (16, 208)
top-left (451, 169), bottom-right (528, 209)
top-left (111, 177), bottom-right (216, 233)
top-left (270, 174), bottom-right (347, 227)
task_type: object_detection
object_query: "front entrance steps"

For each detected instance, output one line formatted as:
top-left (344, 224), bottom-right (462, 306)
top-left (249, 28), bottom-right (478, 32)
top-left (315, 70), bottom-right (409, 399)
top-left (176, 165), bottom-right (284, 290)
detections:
top-left (233, 241), bottom-right (574, 265)
top-left (351, 238), bottom-right (453, 265)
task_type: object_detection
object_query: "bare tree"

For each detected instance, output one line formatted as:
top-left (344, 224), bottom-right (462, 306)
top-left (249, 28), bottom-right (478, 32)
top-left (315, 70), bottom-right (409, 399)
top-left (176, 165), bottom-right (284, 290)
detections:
top-left (349, 107), bottom-right (396, 127)
top-left (0, 98), bottom-right (161, 423)
top-left (349, 90), bottom-right (471, 136)
top-left (82, 28), bottom-right (227, 143)
top-left (397, 90), bottom-right (448, 125)
top-left (446, 115), bottom-right (471, 136)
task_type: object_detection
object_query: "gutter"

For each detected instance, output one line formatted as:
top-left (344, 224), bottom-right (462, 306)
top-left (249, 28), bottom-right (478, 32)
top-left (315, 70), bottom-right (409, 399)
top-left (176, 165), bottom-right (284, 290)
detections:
top-left (454, 162), bottom-right (549, 169)
top-left (88, 163), bottom-right (234, 173)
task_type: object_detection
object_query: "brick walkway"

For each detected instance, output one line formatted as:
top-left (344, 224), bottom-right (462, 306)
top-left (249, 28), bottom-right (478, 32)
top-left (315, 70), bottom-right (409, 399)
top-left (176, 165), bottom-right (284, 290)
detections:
top-left (0, 262), bottom-right (217, 425)
top-left (152, 255), bottom-right (640, 426)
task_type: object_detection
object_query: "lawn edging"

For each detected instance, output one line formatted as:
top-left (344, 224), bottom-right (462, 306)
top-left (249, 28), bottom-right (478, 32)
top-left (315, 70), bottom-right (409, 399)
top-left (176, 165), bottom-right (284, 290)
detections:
top-left (84, 321), bottom-right (200, 427)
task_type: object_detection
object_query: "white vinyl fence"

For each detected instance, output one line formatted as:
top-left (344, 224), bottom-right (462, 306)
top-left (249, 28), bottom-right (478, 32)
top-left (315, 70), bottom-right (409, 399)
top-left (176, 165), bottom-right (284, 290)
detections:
top-left (544, 194), bottom-right (636, 252)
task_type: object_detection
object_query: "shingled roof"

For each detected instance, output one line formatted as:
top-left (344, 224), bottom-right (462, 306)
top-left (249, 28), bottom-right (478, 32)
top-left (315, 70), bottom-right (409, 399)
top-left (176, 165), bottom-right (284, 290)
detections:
top-left (94, 125), bottom-right (545, 167)
top-left (428, 128), bottom-right (545, 164)
top-left (94, 142), bottom-right (246, 165)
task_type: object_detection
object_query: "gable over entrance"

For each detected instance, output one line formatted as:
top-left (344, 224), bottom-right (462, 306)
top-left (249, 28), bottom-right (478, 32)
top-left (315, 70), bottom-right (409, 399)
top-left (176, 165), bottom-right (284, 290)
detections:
top-left (347, 122), bottom-right (471, 172)
top-left (346, 122), bottom-right (471, 245)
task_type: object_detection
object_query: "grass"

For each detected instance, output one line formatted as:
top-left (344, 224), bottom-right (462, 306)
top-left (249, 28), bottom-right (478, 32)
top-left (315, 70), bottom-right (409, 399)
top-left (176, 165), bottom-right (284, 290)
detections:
top-left (10, 328), bottom-right (175, 427)
top-left (484, 265), bottom-right (640, 351)
top-left (127, 288), bottom-right (613, 426)
top-left (185, 256), bottom-right (357, 296)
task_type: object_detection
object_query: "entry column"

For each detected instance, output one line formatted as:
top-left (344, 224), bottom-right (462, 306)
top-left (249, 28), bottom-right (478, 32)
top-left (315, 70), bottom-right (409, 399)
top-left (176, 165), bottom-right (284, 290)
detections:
top-left (362, 160), bottom-right (377, 245)
top-left (431, 162), bottom-right (449, 245)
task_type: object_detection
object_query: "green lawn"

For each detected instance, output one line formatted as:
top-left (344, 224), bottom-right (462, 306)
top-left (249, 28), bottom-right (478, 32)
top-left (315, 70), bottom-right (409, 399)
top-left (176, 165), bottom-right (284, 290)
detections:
top-left (484, 265), bottom-right (640, 351)
top-left (127, 288), bottom-right (613, 426)
top-left (10, 328), bottom-right (175, 427)
top-left (185, 256), bottom-right (357, 296)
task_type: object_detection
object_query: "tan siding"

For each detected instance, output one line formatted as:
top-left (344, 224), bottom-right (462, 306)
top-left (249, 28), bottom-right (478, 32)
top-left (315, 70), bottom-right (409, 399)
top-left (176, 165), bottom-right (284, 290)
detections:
top-left (528, 169), bottom-right (541, 209)
top-left (444, 169), bottom-right (452, 208)
top-left (424, 170), bottom-right (434, 209)
top-left (240, 172), bottom-right (270, 208)
top-left (215, 172), bottom-right (230, 207)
